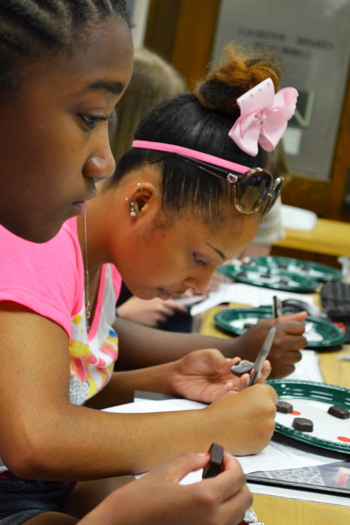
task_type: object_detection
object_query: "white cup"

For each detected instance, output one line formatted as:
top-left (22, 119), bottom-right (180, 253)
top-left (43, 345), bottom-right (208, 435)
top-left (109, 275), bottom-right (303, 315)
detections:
top-left (337, 256), bottom-right (350, 282)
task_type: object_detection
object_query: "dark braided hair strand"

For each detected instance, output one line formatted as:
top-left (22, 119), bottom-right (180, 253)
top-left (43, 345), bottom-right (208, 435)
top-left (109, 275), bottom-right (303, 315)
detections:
top-left (0, 0), bottom-right (132, 92)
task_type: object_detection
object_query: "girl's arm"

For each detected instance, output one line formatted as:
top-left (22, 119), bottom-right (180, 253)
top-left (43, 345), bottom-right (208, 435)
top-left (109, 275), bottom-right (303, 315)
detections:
top-left (114, 314), bottom-right (307, 378)
top-left (0, 301), bottom-right (276, 482)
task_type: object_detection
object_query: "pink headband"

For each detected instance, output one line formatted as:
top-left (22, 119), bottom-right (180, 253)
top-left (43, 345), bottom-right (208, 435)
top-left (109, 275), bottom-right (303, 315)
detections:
top-left (229, 78), bottom-right (298, 157)
top-left (132, 140), bottom-right (250, 174)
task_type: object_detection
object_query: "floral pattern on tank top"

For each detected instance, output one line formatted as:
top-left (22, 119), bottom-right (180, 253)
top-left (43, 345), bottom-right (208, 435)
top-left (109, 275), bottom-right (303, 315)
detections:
top-left (68, 264), bottom-right (120, 405)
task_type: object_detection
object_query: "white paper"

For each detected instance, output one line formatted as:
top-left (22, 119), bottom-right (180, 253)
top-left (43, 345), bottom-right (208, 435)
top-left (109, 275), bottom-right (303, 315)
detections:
top-left (103, 399), bottom-right (206, 414)
top-left (177, 437), bottom-right (338, 486)
top-left (104, 396), bottom-right (336, 484)
top-left (288, 349), bottom-right (323, 382)
top-left (190, 283), bottom-right (314, 316)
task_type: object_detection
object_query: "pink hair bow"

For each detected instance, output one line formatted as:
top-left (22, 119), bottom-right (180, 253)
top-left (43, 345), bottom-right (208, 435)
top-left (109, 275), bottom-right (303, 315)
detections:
top-left (228, 78), bottom-right (298, 156)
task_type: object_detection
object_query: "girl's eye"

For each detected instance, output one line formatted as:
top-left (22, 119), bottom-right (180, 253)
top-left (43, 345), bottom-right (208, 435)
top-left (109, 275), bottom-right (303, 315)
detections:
top-left (193, 254), bottom-right (207, 267)
top-left (81, 115), bottom-right (108, 130)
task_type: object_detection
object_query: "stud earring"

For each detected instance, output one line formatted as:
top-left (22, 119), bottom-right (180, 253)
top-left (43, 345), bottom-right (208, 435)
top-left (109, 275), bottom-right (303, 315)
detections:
top-left (130, 201), bottom-right (136, 217)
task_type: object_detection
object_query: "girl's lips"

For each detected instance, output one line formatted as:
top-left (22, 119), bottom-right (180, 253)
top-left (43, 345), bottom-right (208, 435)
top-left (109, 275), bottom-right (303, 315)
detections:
top-left (72, 201), bottom-right (87, 215)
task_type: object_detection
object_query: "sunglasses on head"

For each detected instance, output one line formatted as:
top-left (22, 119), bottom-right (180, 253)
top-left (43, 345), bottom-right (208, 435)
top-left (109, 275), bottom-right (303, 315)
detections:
top-left (132, 140), bottom-right (283, 217)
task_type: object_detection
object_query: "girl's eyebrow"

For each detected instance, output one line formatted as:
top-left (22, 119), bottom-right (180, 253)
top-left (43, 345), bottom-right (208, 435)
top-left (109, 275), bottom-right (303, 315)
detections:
top-left (76, 80), bottom-right (125, 96)
top-left (206, 243), bottom-right (226, 260)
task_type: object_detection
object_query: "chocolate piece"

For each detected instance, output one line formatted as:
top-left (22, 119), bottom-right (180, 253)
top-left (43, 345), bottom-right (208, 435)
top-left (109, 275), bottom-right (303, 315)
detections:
top-left (300, 266), bottom-right (310, 272)
top-left (260, 273), bottom-right (271, 279)
top-left (237, 271), bottom-right (247, 278)
top-left (230, 360), bottom-right (254, 377)
top-left (243, 322), bottom-right (255, 329)
top-left (276, 401), bottom-right (293, 414)
top-left (292, 417), bottom-right (313, 432)
top-left (202, 442), bottom-right (224, 479)
top-left (328, 405), bottom-right (350, 419)
top-left (277, 263), bottom-right (288, 270)
top-left (278, 278), bottom-right (289, 285)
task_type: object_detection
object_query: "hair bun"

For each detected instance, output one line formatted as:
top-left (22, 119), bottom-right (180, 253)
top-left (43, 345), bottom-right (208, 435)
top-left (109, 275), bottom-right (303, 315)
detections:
top-left (195, 43), bottom-right (283, 118)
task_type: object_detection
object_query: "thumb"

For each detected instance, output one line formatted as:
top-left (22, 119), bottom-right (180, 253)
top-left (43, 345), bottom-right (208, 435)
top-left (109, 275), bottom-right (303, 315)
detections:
top-left (205, 349), bottom-right (235, 374)
top-left (157, 452), bottom-right (210, 484)
top-left (279, 311), bottom-right (308, 322)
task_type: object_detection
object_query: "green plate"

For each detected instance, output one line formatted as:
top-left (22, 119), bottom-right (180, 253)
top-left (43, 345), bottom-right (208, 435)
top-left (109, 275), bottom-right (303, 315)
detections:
top-left (214, 308), bottom-right (347, 348)
top-left (247, 256), bottom-right (342, 282)
top-left (268, 379), bottom-right (350, 454)
top-left (217, 263), bottom-right (319, 292)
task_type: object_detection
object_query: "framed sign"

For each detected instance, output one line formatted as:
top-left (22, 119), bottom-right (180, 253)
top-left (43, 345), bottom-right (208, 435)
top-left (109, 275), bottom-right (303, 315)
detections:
top-left (212, 0), bottom-right (350, 181)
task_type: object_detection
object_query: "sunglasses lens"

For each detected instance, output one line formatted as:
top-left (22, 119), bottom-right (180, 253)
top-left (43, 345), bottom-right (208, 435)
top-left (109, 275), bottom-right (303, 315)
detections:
top-left (235, 169), bottom-right (272, 213)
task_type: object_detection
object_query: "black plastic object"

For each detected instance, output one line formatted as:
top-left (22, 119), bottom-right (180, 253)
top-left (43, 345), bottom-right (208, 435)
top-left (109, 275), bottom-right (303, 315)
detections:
top-left (282, 298), bottom-right (331, 322)
top-left (321, 281), bottom-right (350, 322)
top-left (202, 443), bottom-right (224, 479)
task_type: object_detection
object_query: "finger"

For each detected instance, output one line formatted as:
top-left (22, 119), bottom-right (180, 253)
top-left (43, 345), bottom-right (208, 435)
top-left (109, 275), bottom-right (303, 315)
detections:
top-left (277, 364), bottom-right (296, 378)
top-left (207, 381), bottom-right (236, 402)
top-left (238, 374), bottom-right (250, 390)
top-left (281, 335), bottom-right (307, 350)
top-left (218, 484), bottom-right (253, 525)
top-left (204, 349), bottom-right (234, 374)
top-left (155, 452), bottom-right (210, 484)
top-left (216, 355), bottom-right (242, 376)
top-left (227, 356), bottom-right (241, 366)
top-left (165, 300), bottom-right (188, 313)
top-left (221, 357), bottom-right (241, 376)
top-left (203, 453), bottom-right (247, 502)
top-left (160, 304), bottom-right (178, 316)
top-left (277, 321), bottom-right (306, 335)
top-left (155, 313), bottom-right (170, 324)
top-left (281, 350), bottom-right (302, 367)
top-left (258, 360), bottom-right (271, 381)
top-left (279, 311), bottom-right (308, 322)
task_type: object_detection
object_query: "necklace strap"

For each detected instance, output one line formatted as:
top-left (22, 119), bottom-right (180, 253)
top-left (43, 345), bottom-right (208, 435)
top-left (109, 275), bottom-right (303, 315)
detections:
top-left (84, 213), bottom-right (91, 329)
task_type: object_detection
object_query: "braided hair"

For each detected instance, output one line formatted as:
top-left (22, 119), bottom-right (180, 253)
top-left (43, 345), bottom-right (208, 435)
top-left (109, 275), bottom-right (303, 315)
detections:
top-left (0, 0), bottom-right (132, 93)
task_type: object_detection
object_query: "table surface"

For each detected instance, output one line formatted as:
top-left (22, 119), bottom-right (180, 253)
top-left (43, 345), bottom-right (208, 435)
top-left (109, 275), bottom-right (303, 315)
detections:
top-left (199, 304), bottom-right (350, 525)
top-left (275, 217), bottom-right (350, 256)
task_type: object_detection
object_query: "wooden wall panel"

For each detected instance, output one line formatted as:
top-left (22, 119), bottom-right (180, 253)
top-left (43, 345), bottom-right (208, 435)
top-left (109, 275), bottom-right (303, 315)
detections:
top-left (171, 0), bottom-right (222, 88)
top-left (328, 69), bottom-right (350, 221)
top-left (144, 0), bottom-right (221, 86)
top-left (144, 0), bottom-right (181, 62)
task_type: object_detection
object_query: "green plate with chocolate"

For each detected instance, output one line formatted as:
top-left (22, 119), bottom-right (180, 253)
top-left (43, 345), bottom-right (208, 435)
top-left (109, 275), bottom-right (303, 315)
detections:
top-left (247, 256), bottom-right (342, 282)
top-left (217, 263), bottom-right (319, 292)
top-left (214, 308), bottom-right (347, 348)
top-left (268, 380), bottom-right (350, 454)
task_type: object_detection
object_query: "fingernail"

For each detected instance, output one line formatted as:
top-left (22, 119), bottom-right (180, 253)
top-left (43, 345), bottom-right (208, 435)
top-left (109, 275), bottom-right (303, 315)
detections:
top-left (198, 452), bottom-right (210, 456)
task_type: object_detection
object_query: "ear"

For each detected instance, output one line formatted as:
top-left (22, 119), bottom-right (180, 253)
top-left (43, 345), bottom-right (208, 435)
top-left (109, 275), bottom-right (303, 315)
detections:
top-left (128, 182), bottom-right (159, 218)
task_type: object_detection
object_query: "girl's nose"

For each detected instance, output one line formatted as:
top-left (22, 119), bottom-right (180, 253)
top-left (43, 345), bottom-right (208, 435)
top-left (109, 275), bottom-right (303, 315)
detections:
top-left (83, 142), bottom-right (116, 180)
top-left (183, 272), bottom-right (213, 295)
